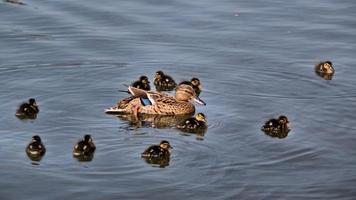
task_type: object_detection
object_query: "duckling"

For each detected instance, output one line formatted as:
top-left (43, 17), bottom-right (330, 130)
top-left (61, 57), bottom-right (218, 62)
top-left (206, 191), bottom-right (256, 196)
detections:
top-left (154, 71), bottom-right (177, 91)
top-left (141, 140), bottom-right (172, 158)
top-left (176, 113), bottom-right (207, 132)
top-left (179, 78), bottom-right (202, 96)
top-left (261, 115), bottom-right (290, 134)
top-left (131, 75), bottom-right (151, 91)
top-left (16, 98), bottom-right (39, 118)
top-left (315, 61), bottom-right (334, 74)
top-left (26, 135), bottom-right (46, 157)
top-left (73, 135), bottom-right (96, 157)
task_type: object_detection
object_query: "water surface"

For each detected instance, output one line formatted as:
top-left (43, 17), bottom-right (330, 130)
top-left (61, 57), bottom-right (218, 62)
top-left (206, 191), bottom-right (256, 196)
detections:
top-left (1, 0), bottom-right (356, 199)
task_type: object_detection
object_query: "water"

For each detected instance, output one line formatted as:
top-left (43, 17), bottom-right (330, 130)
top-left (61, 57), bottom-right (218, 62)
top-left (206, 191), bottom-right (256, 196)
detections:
top-left (1, 0), bottom-right (356, 199)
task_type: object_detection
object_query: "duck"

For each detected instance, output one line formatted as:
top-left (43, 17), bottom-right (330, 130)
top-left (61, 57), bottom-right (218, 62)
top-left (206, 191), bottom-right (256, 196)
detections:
top-left (73, 134), bottom-right (96, 157)
top-left (16, 98), bottom-right (39, 118)
top-left (154, 71), bottom-right (177, 91)
top-left (179, 78), bottom-right (202, 96)
top-left (261, 115), bottom-right (290, 134)
top-left (131, 75), bottom-right (151, 91)
top-left (106, 84), bottom-right (206, 115)
top-left (141, 140), bottom-right (172, 158)
top-left (26, 135), bottom-right (46, 157)
top-left (176, 112), bottom-right (207, 131)
top-left (315, 61), bottom-right (334, 74)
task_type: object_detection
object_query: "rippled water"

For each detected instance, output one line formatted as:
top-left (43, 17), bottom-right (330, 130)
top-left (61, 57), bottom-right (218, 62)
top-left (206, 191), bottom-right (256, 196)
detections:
top-left (1, 0), bottom-right (356, 199)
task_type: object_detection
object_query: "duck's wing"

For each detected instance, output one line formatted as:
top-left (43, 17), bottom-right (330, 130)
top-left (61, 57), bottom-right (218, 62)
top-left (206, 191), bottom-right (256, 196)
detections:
top-left (128, 86), bottom-right (148, 98)
top-left (147, 93), bottom-right (163, 105)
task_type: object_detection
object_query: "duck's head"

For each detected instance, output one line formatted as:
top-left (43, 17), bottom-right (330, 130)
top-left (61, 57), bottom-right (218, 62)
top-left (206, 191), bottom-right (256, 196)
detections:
top-left (140, 76), bottom-right (150, 84)
top-left (29, 98), bottom-right (37, 106)
top-left (278, 116), bottom-right (289, 124)
top-left (322, 61), bottom-right (334, 74)
top-left (175, 85), bottom-right (206, 105)
top-left (159, 140), bottom-right (173, 150)
top-left (195, 113), bottom-right (207, 123)
top-left (84, 134), bottom-right (93, 143)
top-left (32, 135), bottom-right (41, 143)
top-left (155, 71), bottom-right (164, 79)
top-left (191, 78), bottom-right (202, 89)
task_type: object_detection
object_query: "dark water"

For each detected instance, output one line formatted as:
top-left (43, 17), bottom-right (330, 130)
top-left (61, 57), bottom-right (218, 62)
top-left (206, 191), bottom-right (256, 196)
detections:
top-left (1, 0), bottom-right (356, 199)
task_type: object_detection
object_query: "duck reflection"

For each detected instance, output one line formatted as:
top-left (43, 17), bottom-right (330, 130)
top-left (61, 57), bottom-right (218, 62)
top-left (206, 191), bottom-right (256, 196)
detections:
top-left (114, 113), bottom-right (193, 129)
top-left (142, 156), bottom-right (170, 168)
top-left (315, 71), bottom-right (334, 80)
top-left (261, 116), bottom-right (290, 139)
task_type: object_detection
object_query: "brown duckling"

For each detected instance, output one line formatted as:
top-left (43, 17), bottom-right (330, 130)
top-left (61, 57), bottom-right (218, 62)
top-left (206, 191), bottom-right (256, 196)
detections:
top-left (179, 78), bottom-right (202, 96)
top-left (131, 75), bottom-right (151, 91)
top-left (154, 71), bottom-right (177, 91)
top-left (261, 115), bottom-right (290, 136)
top-left (16, 98), bottom-right (39, 119)
top-left (176, 113), bottom-right (207, 132)
top-left (73, 134), bottom-right (96, 158)
top-left (315, 61), bottom-right (334, 74)
top-left (26, 135), bottom-right (46, 158)
top-left (141, 140), bottom-right (172, 158)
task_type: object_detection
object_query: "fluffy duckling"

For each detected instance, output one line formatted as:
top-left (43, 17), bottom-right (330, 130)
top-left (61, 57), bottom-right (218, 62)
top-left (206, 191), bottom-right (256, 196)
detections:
top-left (261, 115), bottom-right (290, 134)
top-left (141, 140), bottom-right (172, 158)
top-left (26, 135), bottom-right (46, 157)
top-left (16, 98), bottom-right (39, 118)
top-left (154, 71), bottom-right (177, 91)
top-left (73, 135), bottom-right (96, 157)
top-left (179, 78), bottom-right (202, 96)
top-left (176, 113), bottom-right (207, 131)
top-left (315, 61), bottom-right (334, 74)
top-left (131, 75), bottom-right (151, 91)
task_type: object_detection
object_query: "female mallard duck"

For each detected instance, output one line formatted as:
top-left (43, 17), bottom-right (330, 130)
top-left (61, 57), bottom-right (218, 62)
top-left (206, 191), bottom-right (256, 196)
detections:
top-left (73, 135), bottom-right (96, 157)
top-left (26, 135), bottom-right (46, 157)
top-left (154, 71), bottom-right (177, 91)
top-left (106, 84), bottom-right (206, 115)
top-left (176, 112), bottom-right (207, 131)
top-left (141, 140), bottom-right (172, 158)
top-left (131, 75), bottom-right (151, 91)
top-left (179, 78), bottom-right (202, 96)
top-left (16, 98), bottom-right (39, 118)
top-left (261, 115), bottom-right (290, 134)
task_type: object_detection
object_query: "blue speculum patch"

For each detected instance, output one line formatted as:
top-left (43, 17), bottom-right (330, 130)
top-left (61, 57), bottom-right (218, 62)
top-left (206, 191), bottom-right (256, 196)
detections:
top-left (140, 98), bottom-right (152, 106)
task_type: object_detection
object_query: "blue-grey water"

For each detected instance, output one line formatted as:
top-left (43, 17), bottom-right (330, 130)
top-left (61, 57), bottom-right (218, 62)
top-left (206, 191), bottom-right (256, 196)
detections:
top-left (1, 0), bottom-right (356, 199)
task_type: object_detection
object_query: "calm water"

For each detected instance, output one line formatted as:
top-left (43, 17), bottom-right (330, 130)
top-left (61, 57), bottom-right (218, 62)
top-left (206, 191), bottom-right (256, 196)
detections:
top-left (1, 0), bottom-right (356, 199)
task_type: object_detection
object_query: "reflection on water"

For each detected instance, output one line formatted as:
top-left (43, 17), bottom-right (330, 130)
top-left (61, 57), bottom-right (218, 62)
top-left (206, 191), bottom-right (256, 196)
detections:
top-left (261, 128), bottom-right (290, 139)
top-left (73, 153), bottom-right (95, 162)
top-left (315, 71), bottom-right (334, 80)
top-left (114, 113), bottom-right (193, 129)
top-left (26, 152), bottom-right (44, 162)
top-left (142, 156), bottom-right (170, 168)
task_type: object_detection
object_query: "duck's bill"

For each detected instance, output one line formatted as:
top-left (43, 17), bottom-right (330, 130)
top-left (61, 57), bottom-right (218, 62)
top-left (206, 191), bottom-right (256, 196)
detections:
top-left (193, 96), bottom-right (206, 106)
